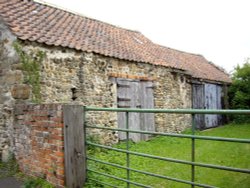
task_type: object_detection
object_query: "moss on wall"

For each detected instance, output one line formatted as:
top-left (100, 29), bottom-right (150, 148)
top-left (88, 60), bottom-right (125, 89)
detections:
top-left (13, 42), bottom-right (45, 103)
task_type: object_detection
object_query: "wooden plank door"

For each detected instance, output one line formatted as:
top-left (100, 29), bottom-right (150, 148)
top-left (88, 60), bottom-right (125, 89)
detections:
top-left (204, 84), bottom-right (218, 128)
top-left (129, 80), bottom-right (141, 142)
top-left (192, 84), bottom-right (205, 129)
top-left (216, 85), bottom-right (223, 125)
top-left (117, 79), bottom-right (141, 142)
top-left (140, 81), bottom-right (155, 140)
top-left (117, 79), bottom-right (155, 142)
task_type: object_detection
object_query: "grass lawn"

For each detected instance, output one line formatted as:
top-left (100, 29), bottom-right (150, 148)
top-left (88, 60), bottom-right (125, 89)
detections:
top-left (86, 124), bottom-right (250, 188)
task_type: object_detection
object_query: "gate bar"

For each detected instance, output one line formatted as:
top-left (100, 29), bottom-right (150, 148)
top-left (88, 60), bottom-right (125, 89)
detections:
top-left (125, 112), bottom-right (130, 188)
top-left (87, 142), bottom-right (250, 174)
top-left (191, 114), bottom-right (195, 188)
top-left (87, 156), bottom-right (216, 188)
top-left (85, 107), bottom-right (250, 114)
top-left (87, 168), bottom-right (152, 188)
top-left (86, 125), bottom-right (250, 143)
top-left (87, 178), bottom-right (119, 188)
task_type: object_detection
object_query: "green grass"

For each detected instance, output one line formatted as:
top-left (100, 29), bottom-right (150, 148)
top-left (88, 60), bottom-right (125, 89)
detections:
top-left (23, 177), bottom-right (54, 188)
top-left (85, 124), bottom-right (250, 188)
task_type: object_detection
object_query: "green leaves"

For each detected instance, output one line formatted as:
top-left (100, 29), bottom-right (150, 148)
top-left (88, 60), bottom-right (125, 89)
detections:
top-left (0, 158), bottom-right (19, 178)
top-left (229, 59), bottom-right (250, 122)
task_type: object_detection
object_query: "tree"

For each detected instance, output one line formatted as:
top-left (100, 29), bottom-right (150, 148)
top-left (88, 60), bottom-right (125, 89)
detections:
top-left (228, 58), bottom-right (250, 122)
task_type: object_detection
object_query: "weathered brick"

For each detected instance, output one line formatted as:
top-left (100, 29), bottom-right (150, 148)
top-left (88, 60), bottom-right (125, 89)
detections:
top-left (13, 104), bottom-right (65, 186)
top-left (54, 151), bottom-right (64, 157)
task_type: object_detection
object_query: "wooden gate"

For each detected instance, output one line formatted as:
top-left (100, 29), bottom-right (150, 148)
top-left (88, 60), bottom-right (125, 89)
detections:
top-left (63, 105), bottom-right (86, 188)
top-left (116, 78), bottom-right (155, 142)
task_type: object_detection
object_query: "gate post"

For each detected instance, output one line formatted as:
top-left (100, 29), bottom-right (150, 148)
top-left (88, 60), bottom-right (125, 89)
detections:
top-left (63, 105), bottom-right (86, 188)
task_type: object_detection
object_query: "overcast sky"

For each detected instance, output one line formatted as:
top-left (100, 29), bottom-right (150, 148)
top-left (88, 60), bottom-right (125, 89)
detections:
top-left (39, 0), bottom-right (250, 73)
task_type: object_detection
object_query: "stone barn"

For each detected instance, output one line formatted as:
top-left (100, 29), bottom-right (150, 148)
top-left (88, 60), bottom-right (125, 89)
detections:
top-left (0, 0), bottom-right (231, 160)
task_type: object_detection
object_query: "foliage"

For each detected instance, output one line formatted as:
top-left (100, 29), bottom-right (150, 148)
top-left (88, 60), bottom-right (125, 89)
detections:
top-left (23, 177), bottom-right (54, 188)
top-left (85, 124), bottom-right (250, 188)
top-left (229, 58), bottom-right (250, 122)
top-left (0, 156), bottom-right (19, 178)
top-left (13, 41), bottom-right (45, 103)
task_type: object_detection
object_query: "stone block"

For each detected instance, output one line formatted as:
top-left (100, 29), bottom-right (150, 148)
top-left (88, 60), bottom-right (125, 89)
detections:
top-left (1, 145), bottom-right (9, 162)
top-left (11, 84), bottom-right (31, 99)
top-left (4, 70), bottom-right (23, 85)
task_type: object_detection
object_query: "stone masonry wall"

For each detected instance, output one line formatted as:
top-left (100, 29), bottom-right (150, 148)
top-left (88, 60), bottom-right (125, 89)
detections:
top-left (18, 41), bottom-right (192, 144)
top-left (14, 104), bottom-right (64, 188)
top-left (0, 24), bottom-right (192, 157)
top-left (0, 19), bottom-right (33, 161)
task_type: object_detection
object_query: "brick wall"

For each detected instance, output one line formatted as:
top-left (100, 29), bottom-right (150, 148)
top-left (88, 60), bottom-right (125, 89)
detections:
top-left (14, 104), bottom-right (65, 188)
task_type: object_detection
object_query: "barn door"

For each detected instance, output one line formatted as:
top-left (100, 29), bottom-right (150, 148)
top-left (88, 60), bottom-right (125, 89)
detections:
top-left (192, 84), bottom-right (205, 129)
top-left (216, 85), bottom-right (223, 124)
top-left (204, 84), bottom-right (222, 128)
top-left (117, 78), bottom-right (155, 142)
top-left (140, 81), bottom-right (155, 140)
top-left (117, 79), bottom-right (141, 142)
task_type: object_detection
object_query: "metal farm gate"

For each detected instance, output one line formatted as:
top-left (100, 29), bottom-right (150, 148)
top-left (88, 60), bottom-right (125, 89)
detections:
top-left (63, 106), bottom-right (250, 188)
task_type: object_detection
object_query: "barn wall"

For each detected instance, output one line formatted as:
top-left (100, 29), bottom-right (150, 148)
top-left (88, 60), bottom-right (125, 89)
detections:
top-left (16, 41), bottom-right (192, 143)
top-left (0, 20), bottom-right (33, 161)
top-left (1, 38), bottom-right (192, 150)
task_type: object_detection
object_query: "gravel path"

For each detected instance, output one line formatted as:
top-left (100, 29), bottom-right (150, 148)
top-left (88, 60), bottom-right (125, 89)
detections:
top-left (0, 177), bottom-right (23, 188)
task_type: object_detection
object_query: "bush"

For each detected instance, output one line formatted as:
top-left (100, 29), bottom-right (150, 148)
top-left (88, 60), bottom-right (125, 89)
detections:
top-left (229, 59), bottom-right (250, 123)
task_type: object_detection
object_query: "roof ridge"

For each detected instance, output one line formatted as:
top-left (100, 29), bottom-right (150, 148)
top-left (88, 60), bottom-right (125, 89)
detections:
top-left (34, 0), bottom-right (141, 34)
top-left (155, 43), bottom-right (204, 58)
top-left (207, 61), bottom-right (228, 75)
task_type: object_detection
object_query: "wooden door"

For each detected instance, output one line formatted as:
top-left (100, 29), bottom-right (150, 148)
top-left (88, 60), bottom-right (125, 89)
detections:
top-left (117, 79), bottom-right (141, 142)
top-left (216, 85), bottom-right (223, 125)
top-left (193, 83), bottom-right (223, 129)
top-left (140, 81), bottom-right (155, 140)
top-left (192, 84), bottom-right (205, 129)
top-left (117, 79), bottom-right (155, 142)
top-left (204, 84), bottom-right (222, 128)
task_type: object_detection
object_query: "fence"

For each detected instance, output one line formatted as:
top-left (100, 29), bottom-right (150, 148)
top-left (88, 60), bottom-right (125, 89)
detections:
top-left (83, 107), bottom-right (250, 188)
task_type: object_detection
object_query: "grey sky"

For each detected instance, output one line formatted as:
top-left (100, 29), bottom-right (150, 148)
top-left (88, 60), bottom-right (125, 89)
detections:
top-left (39, 0), bottom-right (250, 73)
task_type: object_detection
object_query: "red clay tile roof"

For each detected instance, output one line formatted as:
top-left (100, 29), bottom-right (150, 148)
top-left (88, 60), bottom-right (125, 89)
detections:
top-left (152, 45), bottom-right (231, 82)
top-left (0, 0), bottom-right (231, 83)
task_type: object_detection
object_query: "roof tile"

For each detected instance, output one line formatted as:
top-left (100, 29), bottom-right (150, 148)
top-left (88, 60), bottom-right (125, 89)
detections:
top-left (0, 0), bottom-right (231, 83)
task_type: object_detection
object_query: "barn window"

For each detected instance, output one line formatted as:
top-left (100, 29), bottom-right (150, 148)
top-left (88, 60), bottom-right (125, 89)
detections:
top-left (116, 78), bottom-right (155, 142)
top-left (180, 76), bottom-right (184, 83)
top-left (71, 88), bottom-right (77, 101)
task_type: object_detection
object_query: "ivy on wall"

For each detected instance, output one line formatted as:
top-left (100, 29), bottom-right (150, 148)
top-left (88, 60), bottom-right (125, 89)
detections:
top-left (13, 41), bottom-right (45, 103)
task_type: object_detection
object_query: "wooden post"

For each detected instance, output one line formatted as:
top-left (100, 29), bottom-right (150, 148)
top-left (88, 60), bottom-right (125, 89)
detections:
top-left (63, 105), bottom-right (86, 188)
